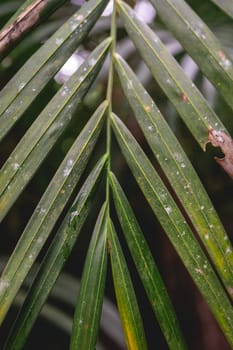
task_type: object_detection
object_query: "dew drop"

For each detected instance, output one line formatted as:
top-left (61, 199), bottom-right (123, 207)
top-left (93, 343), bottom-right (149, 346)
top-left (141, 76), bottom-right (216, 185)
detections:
top-left (165, 206), bottom-right (172, 215)
top-left (0, 279), bottom-right (10, 293)
top-left (18, 82), bottom-right (26, 91)
top-left (55, 38), bottom-right (63, 46)
top-left (12, 163), bottom-right (20, 170)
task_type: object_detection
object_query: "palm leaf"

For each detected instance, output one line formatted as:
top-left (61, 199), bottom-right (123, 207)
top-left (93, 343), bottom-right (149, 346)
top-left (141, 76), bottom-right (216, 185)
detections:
top-left (149, 0), bottom-right (233, 110)
top-left (70, 203), bottom-right (108, 349)
top-left (111, 113), bottom-right (233, 346)
top-left (0, 0), bottom-right (109, 140)
top-left (0, 102), bottom-right (107, 324)
top-left (0, 38), bottom-right (111, 220)
top-left (1, 0), bottom-right (233, 349)
top-left (108, 219), bottom-right (148, 350)
top-left (116, 0), bottom-right (227, 147)
top-left (3, 156), bottom-right (107, 349)
top-left (113, 53), bottom-right (233, 298)
top-left (109, 171), bottom-right (187, 350)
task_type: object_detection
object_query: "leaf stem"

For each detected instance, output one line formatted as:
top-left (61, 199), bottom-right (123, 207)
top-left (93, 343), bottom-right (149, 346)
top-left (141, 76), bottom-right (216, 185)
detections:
top-left (106, 0), bottom-right (117, 204)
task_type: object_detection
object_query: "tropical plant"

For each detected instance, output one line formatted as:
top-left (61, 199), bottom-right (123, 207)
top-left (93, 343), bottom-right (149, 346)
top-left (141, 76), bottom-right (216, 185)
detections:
top-left (0, 0), bottom-right (233, 349)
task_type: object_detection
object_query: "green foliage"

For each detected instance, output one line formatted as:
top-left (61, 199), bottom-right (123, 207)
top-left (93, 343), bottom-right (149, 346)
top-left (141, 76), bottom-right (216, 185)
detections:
top-left (0, 0), bottom-right (233, 349)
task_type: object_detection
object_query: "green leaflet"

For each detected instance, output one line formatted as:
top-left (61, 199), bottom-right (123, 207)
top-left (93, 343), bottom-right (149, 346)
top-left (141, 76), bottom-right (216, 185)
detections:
top-left (109, 171), bottom-right (187, 350)
top-left (149, 0), bottom-right (233, 110)
top-left (114, 53), bottom-right (233, 300)
top-left (0, 0), bottom-right (109, 140)
top-left (0, 102), bottom-right (107, 325)
top-left (70, 203), bottom-right (108, 350)
top-left (116, 0), bottom-right (227, 147)
top-left (3, 156), bottom-right (107, 349)
top-left (0, 38), bottom-right (111, 221)
top-left (108, 220), bottom-right (148, 350)
top-left (111, 112), bottom-right (233, 346)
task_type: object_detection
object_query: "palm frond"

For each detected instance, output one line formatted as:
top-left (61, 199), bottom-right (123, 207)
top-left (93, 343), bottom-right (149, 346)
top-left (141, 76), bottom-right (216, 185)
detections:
top-left (0, 0), bottom-right (233, 349)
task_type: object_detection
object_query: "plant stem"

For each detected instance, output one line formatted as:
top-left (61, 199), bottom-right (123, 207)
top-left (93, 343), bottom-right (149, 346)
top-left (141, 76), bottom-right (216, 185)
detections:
top-left (106, 0), bottom-right (117, 204)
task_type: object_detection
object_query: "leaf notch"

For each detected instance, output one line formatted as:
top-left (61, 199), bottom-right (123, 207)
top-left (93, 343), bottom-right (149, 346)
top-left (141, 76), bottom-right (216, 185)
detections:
top-left (208, 127), bottom-right (233, 178)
